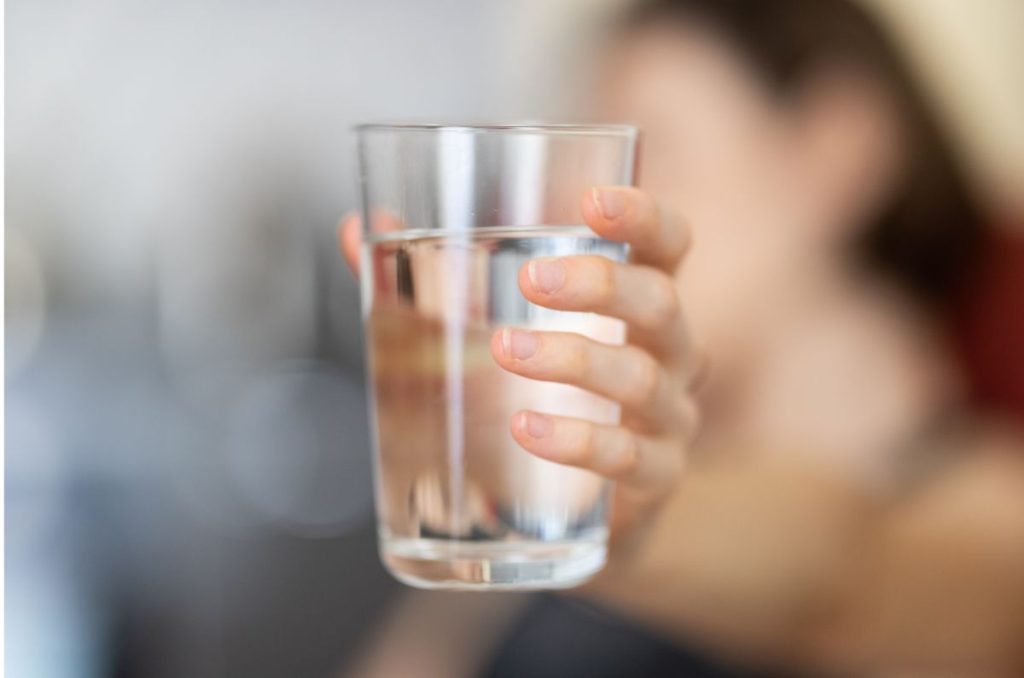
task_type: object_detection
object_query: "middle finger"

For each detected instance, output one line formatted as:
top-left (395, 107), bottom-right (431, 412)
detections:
top-left (518, 255), bottom-right (694, 360)
top-left (490, 329), bottom-right (688, 433)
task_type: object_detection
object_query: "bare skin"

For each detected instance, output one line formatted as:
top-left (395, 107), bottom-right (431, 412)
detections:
top-left (341, 186), bottom-right (702, 535)
top-left (339, 193), bottom-right (1024, 676)
top-left (339, 25), bottom-right (1024, 677)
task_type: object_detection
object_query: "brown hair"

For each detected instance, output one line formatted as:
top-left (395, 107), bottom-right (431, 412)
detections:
top-left (621, 0), bottom-right (986, 311)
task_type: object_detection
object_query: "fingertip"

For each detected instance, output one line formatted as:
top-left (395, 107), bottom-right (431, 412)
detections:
top-left (509, 410), bottom-right (535, 447)
top-left (490, 327), bottom-right (510, 363)
top-left (592, 187), bottom-right (627, 221)
top-left (520, 410), bottom-right (552, 438)
top-left (518, 258), bottom-right (569, 307)
top-left (510, 411), bottom-right (559, 461)
top-left (580, 188), bottom-right (617, 240)
top-left (511, 410), bottom-right (528, 433)
top-left (510, 410), bottom-right (533, 442)
top-left (581, 186), bottom-right (642, 242)
top-left (516, 262), bottom-right (535, 299)
top-left (580, 188), bottom-right (603, 226)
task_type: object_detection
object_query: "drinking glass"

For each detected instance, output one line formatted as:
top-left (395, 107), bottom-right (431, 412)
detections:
top-left (356, 123), bottom-right (639, 589)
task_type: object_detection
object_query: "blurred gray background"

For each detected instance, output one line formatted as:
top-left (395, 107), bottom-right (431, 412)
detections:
top-left (6, 2), bottom-right (555, 676)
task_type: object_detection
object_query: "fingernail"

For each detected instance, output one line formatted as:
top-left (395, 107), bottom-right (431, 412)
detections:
top-left (527, 258), bottom-right (565, 293)
top-left (592, 187), bottom-right (626, 221)
top-left (520, 411), bottom-right (552, 438)
top-left (503, 329), bottom-right (538, 360)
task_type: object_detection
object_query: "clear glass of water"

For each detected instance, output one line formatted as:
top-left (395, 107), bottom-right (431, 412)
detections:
top-left (355, 123), bottom-right (639, 589)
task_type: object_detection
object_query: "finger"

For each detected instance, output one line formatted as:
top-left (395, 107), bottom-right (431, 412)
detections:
top-left (510, 410), bottom-right (685, 492)
top-left (338, 210), bottom-right (405, 278)
top-left (517, 255), bottom-right (694, 358)
top-left (688, 348), bottom-right (712, 391)
top-left (337, 214), bottom-right (362, 275)
top-left (580, 186), bottom-right (690, 271)
top-left (491, 329), bottom-right (690, 432)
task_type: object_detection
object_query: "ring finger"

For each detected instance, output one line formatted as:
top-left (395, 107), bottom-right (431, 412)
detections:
top-left (490, 329), bottom-right (691, 433)
top-left (510, 410), bottom-right (685, 493)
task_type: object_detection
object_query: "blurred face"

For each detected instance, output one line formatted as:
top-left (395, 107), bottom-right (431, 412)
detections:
top-left (595, 26), bottom-right (897, 357)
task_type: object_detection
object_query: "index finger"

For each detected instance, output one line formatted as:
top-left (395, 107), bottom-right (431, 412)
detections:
top-left (580, 186), bottom-right (690, 270)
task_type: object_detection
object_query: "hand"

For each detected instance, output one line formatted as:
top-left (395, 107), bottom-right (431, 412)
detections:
top-left (338, 187), bottom-right (702, 543)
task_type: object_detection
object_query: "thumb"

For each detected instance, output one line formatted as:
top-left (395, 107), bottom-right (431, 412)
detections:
top-left (337, 214), bottom-right (362, 275)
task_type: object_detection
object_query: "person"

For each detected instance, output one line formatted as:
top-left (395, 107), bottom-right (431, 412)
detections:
top-left (339, 0), bottom-right (1024, 675)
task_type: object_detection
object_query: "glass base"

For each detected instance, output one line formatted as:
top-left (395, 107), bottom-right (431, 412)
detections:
top-left (380, 537), bottom-right (607, 591)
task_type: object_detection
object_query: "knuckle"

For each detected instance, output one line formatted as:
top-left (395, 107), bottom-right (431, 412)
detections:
top-left (678, 220), bottom-right (693, 256)
top-left (685, 399), bottom-right (702, 443)
top-left (586, 256), bottom-right (617, 307)
top-left (665, 448), bottom-right (686, 482)
top-left (654, 205), bottom-right (692, 265)
top-left (649, 440), bottom-right (686, 492)
top-left (611, 188), bottom-right (652, 233)
top-left (612, 431), bottom-right (641, 477)
top-left (565, 335), bottom-right (592, 382)
top-left (634, 188), bottom-right (659, 222)
top-left (684, 349), bottom-right (711, 388)
top-left (675, 397), bottom-right (701, 442)
top-left (665, 207), bottom-right (691, 248)
top-left (639, 273), bottom-right (681, 330)
top-left (572, 422), bottom-right (599, 466)
top-left (616, 186), bottom-right (645, 216)
top-left (626, 348), bottom-right (661, 408)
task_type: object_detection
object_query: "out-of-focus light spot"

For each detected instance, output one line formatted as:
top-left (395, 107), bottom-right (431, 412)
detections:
top-left (224, 362), bottom-right (373, 538)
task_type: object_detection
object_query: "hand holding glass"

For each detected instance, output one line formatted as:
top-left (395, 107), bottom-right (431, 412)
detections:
top-left (355, 124), bottom-right (648, 589)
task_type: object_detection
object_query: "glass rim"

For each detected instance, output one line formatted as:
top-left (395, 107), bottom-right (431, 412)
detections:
top-left (354, 122), bottom-right (639, 137)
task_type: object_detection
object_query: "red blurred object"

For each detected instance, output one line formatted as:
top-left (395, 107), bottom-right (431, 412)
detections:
top-left (952, 225), bottom-right (1024, 424)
